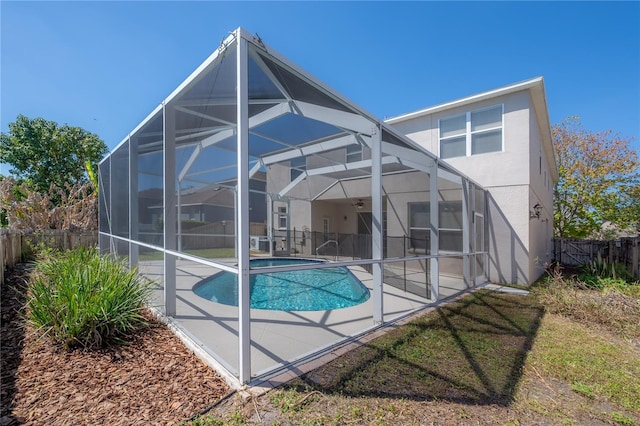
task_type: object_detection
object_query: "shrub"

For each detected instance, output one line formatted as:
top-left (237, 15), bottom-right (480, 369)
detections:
top-left (27, 248), bottom-right (152, 349)
top-left (580, 252), bottom-right (634, 288)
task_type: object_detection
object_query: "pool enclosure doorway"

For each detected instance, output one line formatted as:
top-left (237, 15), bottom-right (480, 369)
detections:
top-left (99, 28), bottom-right (489, 386)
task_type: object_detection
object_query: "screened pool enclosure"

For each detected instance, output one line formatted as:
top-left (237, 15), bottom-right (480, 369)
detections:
top-left (99, 28), bottom-right (488, 385)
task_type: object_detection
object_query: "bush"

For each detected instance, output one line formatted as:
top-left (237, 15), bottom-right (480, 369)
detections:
top-left (27, 248), bottom-right (152, 349)
top-left (580, 252), bottom-right (634, 288)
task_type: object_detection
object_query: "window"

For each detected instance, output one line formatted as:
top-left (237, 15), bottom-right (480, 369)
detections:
top-left (346, 144), bottom-right (363, 163)
top-left (439, 105), bottom-right (503, 159)
top-left (290, 156), bottom-right (306, 181)
top-left (439, 201), bottom-right (463, 252)
top-left (323, 218), bottom-right (330, 238)
top-left (408, 202), bottom-right (429, 252)
top-left (408, 201), bottom-right (463, 253)
top-left (278, 206), bottom-right (287, 229)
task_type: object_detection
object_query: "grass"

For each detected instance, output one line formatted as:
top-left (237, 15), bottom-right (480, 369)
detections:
top-left (27, 247), bottom-right (153, 349)
top-left (192, 271), bottom-right (640, 425)
top-left (528, 314), bottom-right (640, 411)
top-left (296, 290), bottom-right (544, 405)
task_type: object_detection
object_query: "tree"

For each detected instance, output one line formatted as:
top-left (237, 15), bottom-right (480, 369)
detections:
top-left (0, 115), bottom-right (108, 196)
top-left (553, 116), bottom-right (639, 238)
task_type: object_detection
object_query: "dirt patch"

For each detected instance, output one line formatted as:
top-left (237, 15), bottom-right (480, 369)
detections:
top-left (1, 264), bottom-right (230, 426)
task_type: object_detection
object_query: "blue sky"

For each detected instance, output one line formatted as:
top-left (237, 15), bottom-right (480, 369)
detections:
top-left (1, 1), bottom-right (639, 174)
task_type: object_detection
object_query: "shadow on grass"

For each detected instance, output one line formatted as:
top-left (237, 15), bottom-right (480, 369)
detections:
top-left (288, 289), bottom-right (544, 406)
top-left (1, 265), bottom-right (30, 423)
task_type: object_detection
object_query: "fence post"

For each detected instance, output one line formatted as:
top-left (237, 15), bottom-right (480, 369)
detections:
top-left (609, 240), bottom-right (614, 264)
top-left (558, 238), bottom-right (562, 264)
top-left (633, 238), bottom-right (639, 280)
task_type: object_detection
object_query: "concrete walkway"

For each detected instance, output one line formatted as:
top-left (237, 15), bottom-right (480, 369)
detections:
top-left (483, 283), bottom-right (530, 295)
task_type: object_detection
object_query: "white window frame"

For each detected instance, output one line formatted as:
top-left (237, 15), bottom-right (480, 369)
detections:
top-left (322, 217), bottom-right (330, 238)
top-left (439, 104), bottom-right (504, 159)
top-left (278, 206), bottom-right (287, 230)
top-left (408, 201), bottom-right (463, 253)
top-left (408, 202), bottom-right (429, 253)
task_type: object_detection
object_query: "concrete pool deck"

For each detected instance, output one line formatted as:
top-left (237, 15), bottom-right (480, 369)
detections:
top-left (138, 258), bottom-right (474, 388)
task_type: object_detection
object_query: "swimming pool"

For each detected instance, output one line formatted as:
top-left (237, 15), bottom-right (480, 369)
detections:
top-left (193, 258), bottom-right (370, 311)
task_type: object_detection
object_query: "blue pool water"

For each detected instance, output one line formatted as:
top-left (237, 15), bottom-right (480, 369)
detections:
top-left (193, 258), bottom-right (370, 311)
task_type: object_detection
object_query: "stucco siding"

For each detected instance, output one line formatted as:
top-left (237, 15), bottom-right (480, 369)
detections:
top-left (528, 105), bottom-right (555, 282)
top-left (486, 185), bottom-right (530, 284)
top-left (390, 87), bottom-right (557, 285)
top-left (392, 92), bottom-right (532, 189)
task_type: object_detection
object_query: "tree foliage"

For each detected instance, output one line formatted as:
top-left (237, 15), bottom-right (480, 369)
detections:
top-left (553, 116), bottom-right (639, 238)
top-left (0, 178), bottom-right (98, 231)
top-left (0, 115), bottom-right (108, 195)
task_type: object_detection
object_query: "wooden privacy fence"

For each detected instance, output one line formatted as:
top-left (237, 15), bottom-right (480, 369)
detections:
top-left (553, 237), bottom-right (640, 279)
top-left (0, 230), bottom-right (98, 285)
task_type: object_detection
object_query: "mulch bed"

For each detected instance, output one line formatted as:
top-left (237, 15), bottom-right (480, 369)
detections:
top-left (1, 264), bottom-right (230, 426)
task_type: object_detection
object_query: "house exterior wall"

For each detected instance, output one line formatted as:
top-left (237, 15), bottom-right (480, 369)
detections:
top-left (528, 104), bottom-right (555, 279)
top-left (390, 87), bottom-right (554, 285)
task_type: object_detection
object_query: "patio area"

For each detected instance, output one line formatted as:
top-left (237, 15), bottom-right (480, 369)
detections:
top-left (138, 257), bottom-right (471, 382)
top-left (139, 259), bottom-right (464, 380)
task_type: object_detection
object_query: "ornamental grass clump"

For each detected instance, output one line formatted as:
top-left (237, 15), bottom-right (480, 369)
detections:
top-left (27, 247), bottom-right (152, 350)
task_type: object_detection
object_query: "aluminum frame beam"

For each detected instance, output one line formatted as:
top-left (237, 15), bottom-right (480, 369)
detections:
top-left (236, 37), bottom-right (251, 385)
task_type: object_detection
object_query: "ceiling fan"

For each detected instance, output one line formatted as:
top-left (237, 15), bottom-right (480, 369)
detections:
top-left (354, 199), bottom-right (365, 209)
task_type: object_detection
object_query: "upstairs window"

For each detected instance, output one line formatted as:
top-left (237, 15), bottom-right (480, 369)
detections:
top-left (439, 105), bottom-right (503, 159)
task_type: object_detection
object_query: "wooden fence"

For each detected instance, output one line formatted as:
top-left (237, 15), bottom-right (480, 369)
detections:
top-left (0, 230), bottom-right (98, 285)
top-left (553, 237), bottom-right (640, 280)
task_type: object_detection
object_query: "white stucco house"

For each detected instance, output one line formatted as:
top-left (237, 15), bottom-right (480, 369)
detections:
top-left (387, 77), bottom-right (558, 285)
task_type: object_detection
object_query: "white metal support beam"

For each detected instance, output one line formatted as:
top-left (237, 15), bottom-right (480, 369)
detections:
top-left (429, 164), bottom-right (439, 301)
top-left (248, 161), bottom-right (263, 179)
top-left (268, 193), bottom-right (274, 257)
top-left (108, 156), bottom-right (115, 253)
top-left (177, 102), bottom-right (290, 181)
top-left (129, 136), bottom-right (139, 269)
top-left (294, 101), bottom-right (375, 135)
top-left (260, 134), bottom-right (355, 166)
top-left (163, 103), bottom-right (177, 316)
top-left (371, 125), bottom-right (383, 324)
top-left (175, 105), bottom-right (233, 127)
top-left (237, 36), bottom-right (252, 385)
top-left (462, 179), bottom-right (471, 289)
top-left (177, 183), bottom-right (182, 252)
top-left (248, 47), bottom-right (293, 102)
top-left (277, 171), bottom-right (307, 198)
top-left (201, 102), bottom-right (288, 152)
